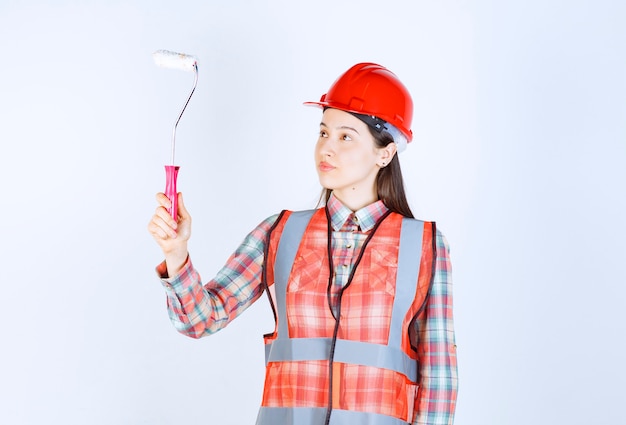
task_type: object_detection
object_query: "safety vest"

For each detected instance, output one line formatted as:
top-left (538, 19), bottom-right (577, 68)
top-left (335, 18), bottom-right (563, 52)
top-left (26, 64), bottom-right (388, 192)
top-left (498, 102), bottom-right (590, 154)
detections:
top-left (256, 208), bottom-right (436, 425)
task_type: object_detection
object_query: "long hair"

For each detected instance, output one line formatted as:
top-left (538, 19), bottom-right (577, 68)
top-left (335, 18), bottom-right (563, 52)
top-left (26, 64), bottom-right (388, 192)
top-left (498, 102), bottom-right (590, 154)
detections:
top-left (319, 127), bottom-right (414, 218)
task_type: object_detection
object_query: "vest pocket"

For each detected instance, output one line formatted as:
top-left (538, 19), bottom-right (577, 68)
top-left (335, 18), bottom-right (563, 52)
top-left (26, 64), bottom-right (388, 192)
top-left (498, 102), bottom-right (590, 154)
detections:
top-left (368, 248), bottom-right (398, 296)
top-left (288, 250), bottom-right (327, 292)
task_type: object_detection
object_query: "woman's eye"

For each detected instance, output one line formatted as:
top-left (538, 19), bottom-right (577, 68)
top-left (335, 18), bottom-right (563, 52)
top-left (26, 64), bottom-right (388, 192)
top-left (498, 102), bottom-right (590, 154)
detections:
top-left (319, 130), bottom-right (328, 138)
top-left (341, 134), bottom-right (352, 141)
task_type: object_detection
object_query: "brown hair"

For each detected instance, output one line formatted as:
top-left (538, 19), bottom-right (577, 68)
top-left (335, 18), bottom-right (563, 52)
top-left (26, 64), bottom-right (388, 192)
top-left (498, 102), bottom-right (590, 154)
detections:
top-left (319, 127), bottom-right (415, 218)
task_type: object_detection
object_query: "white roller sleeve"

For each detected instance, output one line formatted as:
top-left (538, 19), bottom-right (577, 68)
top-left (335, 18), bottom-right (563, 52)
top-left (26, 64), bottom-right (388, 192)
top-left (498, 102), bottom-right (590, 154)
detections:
top-left (152, 49), bottom-right (198, 72)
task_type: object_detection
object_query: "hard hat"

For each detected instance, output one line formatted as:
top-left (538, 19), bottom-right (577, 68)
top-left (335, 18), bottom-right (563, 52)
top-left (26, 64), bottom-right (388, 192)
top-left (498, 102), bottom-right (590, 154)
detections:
top-left (304, 62), bottom-right (413, 143)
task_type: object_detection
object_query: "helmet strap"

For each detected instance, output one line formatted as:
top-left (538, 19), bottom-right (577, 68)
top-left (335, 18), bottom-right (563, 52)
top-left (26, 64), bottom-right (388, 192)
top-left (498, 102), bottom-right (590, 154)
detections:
top-left (351, 112), bottom-right (408, 153)
top-left (349, 112), bottom-right (388, 133)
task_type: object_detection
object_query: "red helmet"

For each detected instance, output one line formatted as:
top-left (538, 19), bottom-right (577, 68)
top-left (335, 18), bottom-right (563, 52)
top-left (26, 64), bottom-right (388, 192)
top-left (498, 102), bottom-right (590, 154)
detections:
top-left (304, 62), bottom-right (413, 142)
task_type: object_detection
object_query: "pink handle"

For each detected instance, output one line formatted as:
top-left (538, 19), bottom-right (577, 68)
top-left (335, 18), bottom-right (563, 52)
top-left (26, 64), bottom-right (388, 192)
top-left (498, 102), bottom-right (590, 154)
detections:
top-left (164, 165), bottom-right (180, 219)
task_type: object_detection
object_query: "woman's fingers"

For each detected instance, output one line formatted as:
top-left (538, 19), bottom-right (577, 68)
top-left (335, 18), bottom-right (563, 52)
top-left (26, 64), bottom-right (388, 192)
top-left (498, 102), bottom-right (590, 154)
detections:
top-left (155, 192), bottom-right (170, 207)
top-left (148, 192), bottom-right (192, 243)
top-left (148, 210), bottom-right (176, 239)
top-left (148, 192), bottom-right (191, 269)
top-left (154, 192), bottom-right (178, 229)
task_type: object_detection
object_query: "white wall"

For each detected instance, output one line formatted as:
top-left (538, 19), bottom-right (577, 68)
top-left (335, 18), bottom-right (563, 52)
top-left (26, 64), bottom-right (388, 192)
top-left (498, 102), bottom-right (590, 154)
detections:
top-left (1, 1), bottom-right (624, 424)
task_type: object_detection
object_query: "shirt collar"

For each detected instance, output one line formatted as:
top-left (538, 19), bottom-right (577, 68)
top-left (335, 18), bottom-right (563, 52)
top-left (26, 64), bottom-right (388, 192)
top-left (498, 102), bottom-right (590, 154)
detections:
top-left (326, 193), bottom-right (389, 232)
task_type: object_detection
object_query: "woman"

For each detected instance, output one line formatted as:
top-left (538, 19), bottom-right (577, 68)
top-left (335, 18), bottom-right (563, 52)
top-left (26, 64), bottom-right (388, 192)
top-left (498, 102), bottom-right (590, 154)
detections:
top-left (148, 63), bottom-right (458, 425)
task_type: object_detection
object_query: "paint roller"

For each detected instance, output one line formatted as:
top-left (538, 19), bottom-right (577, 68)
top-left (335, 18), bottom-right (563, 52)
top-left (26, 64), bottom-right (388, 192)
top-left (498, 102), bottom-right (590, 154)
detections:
top-left (152, 49), bottom-right (199, 219)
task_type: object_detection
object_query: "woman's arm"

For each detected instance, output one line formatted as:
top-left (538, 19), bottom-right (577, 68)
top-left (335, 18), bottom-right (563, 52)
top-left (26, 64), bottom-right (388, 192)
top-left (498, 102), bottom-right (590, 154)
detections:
top-left (156, 213), bottom-right (278, 338)
top-left (413, 230), bottom-right (458, 425)
top-left (148, 191), bottom-right (279, 338)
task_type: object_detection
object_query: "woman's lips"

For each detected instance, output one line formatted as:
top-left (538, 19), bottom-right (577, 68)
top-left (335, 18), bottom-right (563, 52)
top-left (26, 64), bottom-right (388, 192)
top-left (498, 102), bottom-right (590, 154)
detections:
top-left (318, 161), bottom-right (336, 172)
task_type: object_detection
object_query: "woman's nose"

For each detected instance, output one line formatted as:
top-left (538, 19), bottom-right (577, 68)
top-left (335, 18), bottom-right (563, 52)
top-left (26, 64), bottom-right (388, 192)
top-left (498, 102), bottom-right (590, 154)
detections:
top-left (317, 136), bottom-right (335, 156)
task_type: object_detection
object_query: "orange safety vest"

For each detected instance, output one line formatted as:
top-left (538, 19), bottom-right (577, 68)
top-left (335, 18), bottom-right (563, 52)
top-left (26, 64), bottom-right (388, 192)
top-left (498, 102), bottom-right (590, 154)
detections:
top-left (257, 208), bottom-right (436, 425)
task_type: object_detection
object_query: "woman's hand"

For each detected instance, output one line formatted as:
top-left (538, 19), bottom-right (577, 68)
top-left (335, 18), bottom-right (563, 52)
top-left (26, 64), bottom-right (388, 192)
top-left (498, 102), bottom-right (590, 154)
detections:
top-left (148, 192), bottom-right (192, 276)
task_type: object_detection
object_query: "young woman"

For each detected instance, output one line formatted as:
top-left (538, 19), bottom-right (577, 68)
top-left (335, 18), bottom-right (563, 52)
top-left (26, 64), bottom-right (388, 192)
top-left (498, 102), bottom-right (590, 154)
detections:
top-left (148, 63), bottom-right (458, 425)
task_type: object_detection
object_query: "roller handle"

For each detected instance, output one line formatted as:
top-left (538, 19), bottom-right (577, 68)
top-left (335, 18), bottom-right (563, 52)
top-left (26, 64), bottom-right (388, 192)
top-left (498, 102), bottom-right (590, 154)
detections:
top-left (165, 165), bottom-right (180, 219)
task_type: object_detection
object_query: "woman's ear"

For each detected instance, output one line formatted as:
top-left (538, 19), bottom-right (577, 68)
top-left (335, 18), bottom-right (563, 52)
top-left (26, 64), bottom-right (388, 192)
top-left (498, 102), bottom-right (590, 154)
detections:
top-left (378, 142), bottom-right (397, 167)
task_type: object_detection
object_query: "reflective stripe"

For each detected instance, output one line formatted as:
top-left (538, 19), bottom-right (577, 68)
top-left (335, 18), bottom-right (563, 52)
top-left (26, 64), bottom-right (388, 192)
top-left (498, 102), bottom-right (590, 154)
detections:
top-left (256, 407), bottom-right (409, 425)
top-left (388, 218), bottom-right (423, 349)
top-left (256, 407), bottom-right (326, 425)
top-left (265, 338), bottom-right (417, 379)
top-left (330, 409), bottom-right (409, 425)
top-left (274, 210), bottom-right (316, 338)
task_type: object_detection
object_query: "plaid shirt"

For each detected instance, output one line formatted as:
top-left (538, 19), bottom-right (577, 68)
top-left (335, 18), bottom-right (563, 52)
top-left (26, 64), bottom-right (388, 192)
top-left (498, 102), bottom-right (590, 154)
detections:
top-left (157, 194), bottom-right (458, 424)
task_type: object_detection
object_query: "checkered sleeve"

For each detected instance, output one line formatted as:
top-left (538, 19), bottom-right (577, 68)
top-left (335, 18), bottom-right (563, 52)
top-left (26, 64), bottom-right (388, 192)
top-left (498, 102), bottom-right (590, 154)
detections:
top-left (156, 214), bottom-right (280, 338)
top-left (413, 229), bottom-right (458, 425)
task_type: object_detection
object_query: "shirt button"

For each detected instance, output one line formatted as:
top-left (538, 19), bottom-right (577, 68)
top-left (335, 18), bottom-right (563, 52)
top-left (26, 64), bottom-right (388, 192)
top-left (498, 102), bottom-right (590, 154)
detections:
top-left (342, 264), bottom-right (348, 268)
top-left (346, 244), bottom-right (352, 249)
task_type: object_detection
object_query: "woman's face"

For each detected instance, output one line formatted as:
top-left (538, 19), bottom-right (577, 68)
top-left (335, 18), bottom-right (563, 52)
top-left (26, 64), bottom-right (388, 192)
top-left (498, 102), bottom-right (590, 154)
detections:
top-left (315, 108), bottom-right (392, 206)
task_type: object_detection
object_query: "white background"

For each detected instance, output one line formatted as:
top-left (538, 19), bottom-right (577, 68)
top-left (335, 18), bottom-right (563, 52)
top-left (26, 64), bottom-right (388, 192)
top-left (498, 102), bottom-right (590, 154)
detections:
top-left (1, 1), bottom-right (625, 424)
